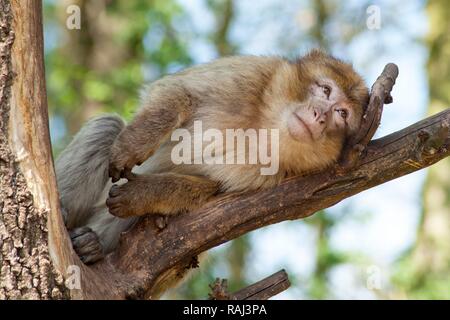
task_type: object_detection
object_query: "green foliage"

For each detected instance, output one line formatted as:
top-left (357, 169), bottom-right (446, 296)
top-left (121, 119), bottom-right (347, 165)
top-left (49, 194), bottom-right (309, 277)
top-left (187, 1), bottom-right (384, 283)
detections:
top-left (392, 252), bottom-right (450, 299)
top-left (44, 0), bottom-right (192, 134)
top-left (305, 212), bottom-right (352, 299)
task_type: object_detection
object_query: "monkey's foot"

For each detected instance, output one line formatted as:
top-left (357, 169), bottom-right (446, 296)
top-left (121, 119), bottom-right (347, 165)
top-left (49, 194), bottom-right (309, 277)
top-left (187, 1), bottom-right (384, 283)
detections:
top-left (69, 227), bottom-right (104, 264)
top-left (106, 181), bottom-right (149, 218)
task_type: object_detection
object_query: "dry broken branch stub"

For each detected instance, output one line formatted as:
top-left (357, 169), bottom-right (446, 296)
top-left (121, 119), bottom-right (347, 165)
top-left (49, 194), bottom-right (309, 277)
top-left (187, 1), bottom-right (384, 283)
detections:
top-left (232, 269), bottom-right (290, 300)
top-left (209, 270), bottom-right (290, 300)
top-left (340, 62), bottom-right (399, 168)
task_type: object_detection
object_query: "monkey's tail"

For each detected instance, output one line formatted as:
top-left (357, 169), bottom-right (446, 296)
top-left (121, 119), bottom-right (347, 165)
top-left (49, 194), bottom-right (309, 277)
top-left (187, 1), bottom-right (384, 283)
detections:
top-left (55, 114), bottom-right (125, 229)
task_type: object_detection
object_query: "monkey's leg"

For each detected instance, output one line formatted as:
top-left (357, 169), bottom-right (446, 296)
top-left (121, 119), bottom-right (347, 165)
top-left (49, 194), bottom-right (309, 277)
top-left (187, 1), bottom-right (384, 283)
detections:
top-left (109, 84), bottom-right (194, 182)
top-left (106, 173), bottom-right (219, 218)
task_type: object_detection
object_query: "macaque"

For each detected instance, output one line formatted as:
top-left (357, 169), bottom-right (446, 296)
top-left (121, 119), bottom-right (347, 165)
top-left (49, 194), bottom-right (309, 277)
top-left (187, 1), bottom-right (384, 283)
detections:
top-left (56, 50), bottom-right (369, 264)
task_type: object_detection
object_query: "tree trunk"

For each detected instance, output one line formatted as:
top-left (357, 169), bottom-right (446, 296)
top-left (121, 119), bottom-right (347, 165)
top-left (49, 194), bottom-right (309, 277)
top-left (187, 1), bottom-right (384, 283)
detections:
top-left (0, 0), bottom-right (71, 299)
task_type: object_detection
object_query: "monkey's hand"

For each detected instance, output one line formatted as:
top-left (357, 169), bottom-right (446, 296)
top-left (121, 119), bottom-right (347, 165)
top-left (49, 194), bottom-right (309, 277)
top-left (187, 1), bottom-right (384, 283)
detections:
top-left (108, 131), bottom-right (151, 182)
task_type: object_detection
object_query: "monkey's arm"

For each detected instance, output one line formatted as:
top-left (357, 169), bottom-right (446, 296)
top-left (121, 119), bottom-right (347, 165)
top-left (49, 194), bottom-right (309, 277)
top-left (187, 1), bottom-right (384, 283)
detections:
top-left (109, 81), bottom-right (194, 182)
top-left (106, 173), bottom-right (219, 218)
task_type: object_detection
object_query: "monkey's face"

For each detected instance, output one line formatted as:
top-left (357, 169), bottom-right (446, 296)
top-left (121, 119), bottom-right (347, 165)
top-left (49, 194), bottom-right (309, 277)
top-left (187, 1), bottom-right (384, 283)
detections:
top-left (272, 52), bottom-right (369, 173)
top-left (287, 79), bottom-right (364, 143)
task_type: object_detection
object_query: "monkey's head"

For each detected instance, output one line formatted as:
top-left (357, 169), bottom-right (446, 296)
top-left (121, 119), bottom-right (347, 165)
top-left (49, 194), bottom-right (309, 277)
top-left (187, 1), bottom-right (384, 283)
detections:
top-left (269, 50), bottom-right (369, 173)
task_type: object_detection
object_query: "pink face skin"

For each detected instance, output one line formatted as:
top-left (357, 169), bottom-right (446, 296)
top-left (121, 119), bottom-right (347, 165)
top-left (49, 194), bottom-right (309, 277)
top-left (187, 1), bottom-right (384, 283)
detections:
top-left (287, 79), bottom-right (355, 142)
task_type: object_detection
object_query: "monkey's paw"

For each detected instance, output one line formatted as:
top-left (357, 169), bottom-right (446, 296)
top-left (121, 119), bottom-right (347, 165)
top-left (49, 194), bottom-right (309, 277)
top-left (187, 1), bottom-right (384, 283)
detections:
top-left (106, 182), bottom-right (148, 218)
top-left (109, 137), bottom-right (149, 183)
top-left (69, 227), bottom-right (104, 264)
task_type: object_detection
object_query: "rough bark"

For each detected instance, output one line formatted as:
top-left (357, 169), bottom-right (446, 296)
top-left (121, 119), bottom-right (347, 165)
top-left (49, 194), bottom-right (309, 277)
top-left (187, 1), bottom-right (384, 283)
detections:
top-left (0, 0), bottom-right (70, 299)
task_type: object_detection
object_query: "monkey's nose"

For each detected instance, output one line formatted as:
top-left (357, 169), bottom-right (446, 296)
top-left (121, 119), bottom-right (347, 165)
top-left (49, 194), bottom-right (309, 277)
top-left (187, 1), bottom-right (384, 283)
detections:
top-left (313, 109), bottom-right (326, 124)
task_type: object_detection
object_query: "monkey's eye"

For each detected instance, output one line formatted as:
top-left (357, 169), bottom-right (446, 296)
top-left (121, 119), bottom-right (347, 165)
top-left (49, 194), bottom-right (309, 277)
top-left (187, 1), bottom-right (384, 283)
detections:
top-left (336, 109), bottom-right (348, 119)
top-left (322, 85), bottom-right (331, 98)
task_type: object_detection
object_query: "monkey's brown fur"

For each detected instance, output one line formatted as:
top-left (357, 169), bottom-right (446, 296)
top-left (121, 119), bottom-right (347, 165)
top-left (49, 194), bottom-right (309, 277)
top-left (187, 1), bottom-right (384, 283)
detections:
top-left (107, 50), bottom-right (368, 218)
top-left (56, 50), bottom-right (369, 264)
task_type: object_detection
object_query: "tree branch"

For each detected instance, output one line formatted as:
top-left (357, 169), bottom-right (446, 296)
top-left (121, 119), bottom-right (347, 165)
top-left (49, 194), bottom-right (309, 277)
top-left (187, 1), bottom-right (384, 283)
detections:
top-left (80, 64), bottom-right (450, 300)
top-left (209, 269), bottom-right (290, 300)
top-left (232, 269), bottom-right (290, 300)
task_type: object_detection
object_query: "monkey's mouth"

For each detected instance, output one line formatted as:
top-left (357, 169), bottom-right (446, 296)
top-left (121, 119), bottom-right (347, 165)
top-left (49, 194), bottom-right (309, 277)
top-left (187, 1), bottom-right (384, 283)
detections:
top-left (292, 112), bottom-right (314, 141)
